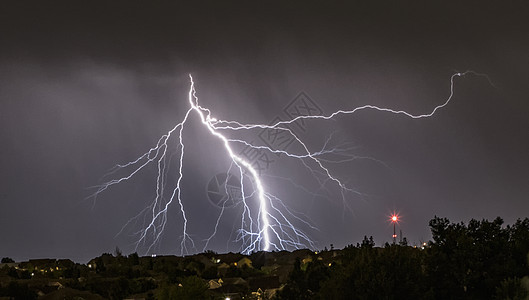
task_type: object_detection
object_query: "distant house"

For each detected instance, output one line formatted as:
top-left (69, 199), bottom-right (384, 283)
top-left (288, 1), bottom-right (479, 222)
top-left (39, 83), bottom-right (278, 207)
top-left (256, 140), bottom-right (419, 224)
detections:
top-left (193, 254), bottom-right (216, 269)
top-left (87, 253), bottom-right (115, 270)
top-left (223, 277), bottom-right (247, 286)
top-left (301, 253), bottom-right (324, 269)
top-left (251, 287), bottom-right (264, 299)
top-left (218, 252), bottom-right (245, 265)
top-left (38, 287), bottom-right (106, 300)
top-left (208, 278), bottom-right (223, 289)
top-left (48, 281), bottom-right (64, 289)
top-left (56, 259), bottom-right (74, 269)
top-left (217, 277), bottom-right (248, 294)
top-left (21, 259), bottom-right (56, 271)
top-left (18, 258), bottom-right (74, 274)
top-left (264, 287), bottom-right (281, 299)
top-left (268, 249), bottom-right (312, 266)
top-left (236, 257), bottom-right (253, 269)
top-left (0, 262), bottom-right (19, 269)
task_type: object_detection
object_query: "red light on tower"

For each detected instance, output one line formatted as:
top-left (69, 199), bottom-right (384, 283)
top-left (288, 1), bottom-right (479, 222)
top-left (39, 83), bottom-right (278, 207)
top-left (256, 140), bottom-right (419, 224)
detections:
top-left (392, 215), bottom-right (398, 222)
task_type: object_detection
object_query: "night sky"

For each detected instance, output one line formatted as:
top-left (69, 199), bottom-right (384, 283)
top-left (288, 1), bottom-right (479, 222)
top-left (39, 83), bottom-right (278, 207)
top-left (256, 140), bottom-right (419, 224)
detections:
top-left (1, 1), bottom-right (528, 263)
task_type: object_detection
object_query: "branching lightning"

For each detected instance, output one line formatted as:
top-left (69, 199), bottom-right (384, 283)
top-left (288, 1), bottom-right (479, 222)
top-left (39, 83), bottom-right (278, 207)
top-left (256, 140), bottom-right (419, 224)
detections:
top-left (91, 70), bottom-right (490, 255)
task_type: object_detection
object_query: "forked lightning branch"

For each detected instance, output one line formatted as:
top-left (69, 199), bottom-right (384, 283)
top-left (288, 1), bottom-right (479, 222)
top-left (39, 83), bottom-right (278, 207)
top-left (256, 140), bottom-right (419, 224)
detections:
top-left (91, 71), bottom-right (489, 255)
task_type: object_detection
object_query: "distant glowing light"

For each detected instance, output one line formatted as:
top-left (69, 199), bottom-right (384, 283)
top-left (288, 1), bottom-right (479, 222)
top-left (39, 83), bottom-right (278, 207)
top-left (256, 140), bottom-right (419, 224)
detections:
top-left (390, 213), bottom-right (400, 223)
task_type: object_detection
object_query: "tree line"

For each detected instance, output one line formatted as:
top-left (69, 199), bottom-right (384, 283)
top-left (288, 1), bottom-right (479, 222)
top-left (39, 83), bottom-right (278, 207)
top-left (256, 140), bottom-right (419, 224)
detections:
top-left (277, 216), bottom-right (529, 300)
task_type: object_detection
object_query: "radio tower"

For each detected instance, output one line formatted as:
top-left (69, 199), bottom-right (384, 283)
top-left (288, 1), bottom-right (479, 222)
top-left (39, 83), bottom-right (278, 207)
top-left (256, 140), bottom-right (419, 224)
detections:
top-left (391, 214), bottom-right (398, 244)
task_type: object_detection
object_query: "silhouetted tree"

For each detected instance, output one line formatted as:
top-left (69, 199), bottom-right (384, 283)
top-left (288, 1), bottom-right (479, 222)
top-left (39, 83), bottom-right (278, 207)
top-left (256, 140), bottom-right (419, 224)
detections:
top-left (360, 235), bottom-right (375, 248)
top-left (426, 216), bottom-right (529, 299)
top-left (128, 252), bottom-right (140, 265)
top-left (277, 257), bottom-right (331, 299)
top-left (157, 276), bottom-right (207, 300)
top-left (495, 277), bottom-right (529, 300)
top-left (114, 246), bottom-right (122, 257)
top-left (1, 281), bottom-right (37, 299)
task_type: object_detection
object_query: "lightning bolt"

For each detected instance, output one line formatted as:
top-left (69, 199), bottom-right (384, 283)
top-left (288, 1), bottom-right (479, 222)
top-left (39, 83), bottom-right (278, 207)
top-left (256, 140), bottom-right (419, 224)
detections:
top-left (91, 70), bottom-right (491, 255)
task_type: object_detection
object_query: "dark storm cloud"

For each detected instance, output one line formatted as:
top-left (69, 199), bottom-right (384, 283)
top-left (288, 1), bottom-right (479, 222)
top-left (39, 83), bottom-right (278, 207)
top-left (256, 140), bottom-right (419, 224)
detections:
top-left (1, 1), bottom-right (528, 262)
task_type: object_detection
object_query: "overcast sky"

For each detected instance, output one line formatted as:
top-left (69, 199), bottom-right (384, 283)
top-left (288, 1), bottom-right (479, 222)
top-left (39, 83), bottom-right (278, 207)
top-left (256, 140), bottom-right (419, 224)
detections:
top-left (1, 1), bottom-right (528, 262)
